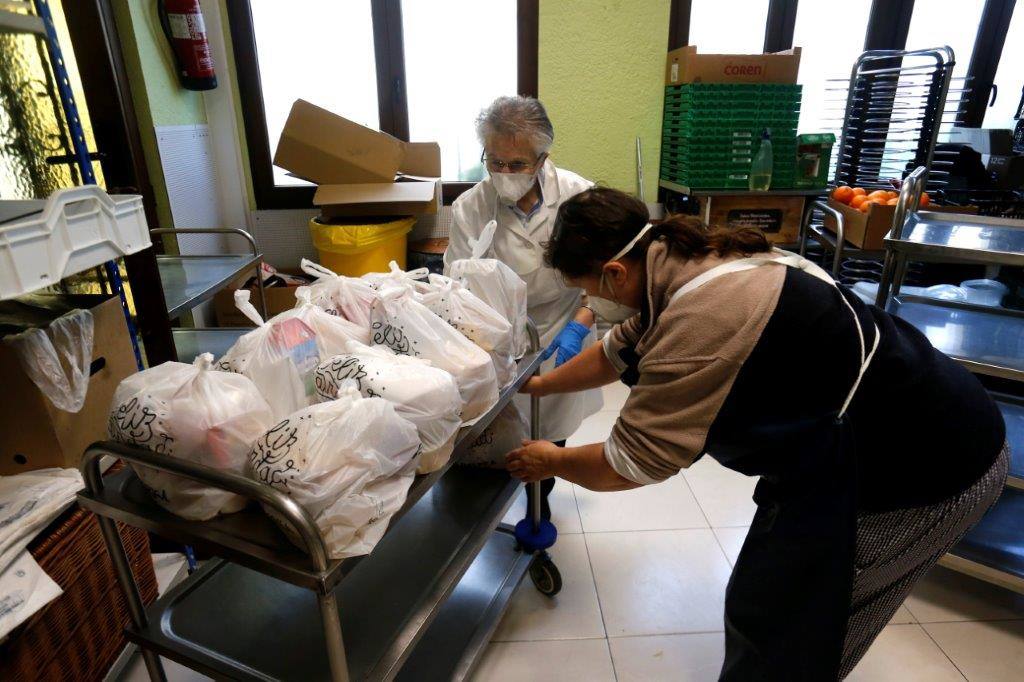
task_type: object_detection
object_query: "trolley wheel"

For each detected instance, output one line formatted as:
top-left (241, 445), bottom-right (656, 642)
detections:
top-left (529, 554), bottom-right (562, 596)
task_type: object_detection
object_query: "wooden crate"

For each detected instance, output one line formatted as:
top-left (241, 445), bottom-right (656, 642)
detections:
top-left (704, 194), bottom-right (806, 244)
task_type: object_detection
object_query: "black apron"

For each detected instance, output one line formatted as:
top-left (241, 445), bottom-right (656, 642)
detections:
top-left (664, 253), bottom-right (880, 680)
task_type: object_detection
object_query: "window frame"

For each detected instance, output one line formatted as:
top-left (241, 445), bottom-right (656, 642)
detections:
top-left (229, 0), bottom-right (539, 210)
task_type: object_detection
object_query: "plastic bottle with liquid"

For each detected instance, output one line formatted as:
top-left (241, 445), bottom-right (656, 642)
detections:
top-left (749, 128), bottom-right (773, 191)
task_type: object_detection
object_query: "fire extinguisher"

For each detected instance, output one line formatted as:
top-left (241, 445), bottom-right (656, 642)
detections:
top-left (157, 0), bottom-right (217, 91)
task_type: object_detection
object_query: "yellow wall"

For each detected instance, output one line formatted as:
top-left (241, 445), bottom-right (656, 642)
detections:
top-left (539, 0), bottom-right (669, 199)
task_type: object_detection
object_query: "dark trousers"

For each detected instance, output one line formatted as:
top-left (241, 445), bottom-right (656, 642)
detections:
top-left (523, 440), bottom-right (564, 521)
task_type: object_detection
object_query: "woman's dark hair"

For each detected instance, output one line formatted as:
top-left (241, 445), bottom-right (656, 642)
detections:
top-left (546, 186), bottom-right (771, 278)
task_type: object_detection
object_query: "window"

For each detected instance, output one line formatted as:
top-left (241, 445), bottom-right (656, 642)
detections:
top-left (905, 0), bottom-right (986, 113)
top-left (232, 0), bottom-right (534, 208)
top-left (687, 0), bottom-right (770, 54)
top-left (791, 0), bottom-right (874, 134)
top-left (983, 3), bottom-right (1023, 130)
top-left (249, 1), bottom-right (379, 187)
top-left (402, 1), bottom-right (517, 182)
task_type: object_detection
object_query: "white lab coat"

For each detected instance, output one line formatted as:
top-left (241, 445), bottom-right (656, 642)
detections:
top-left (444, 160), bottom-right (603, 441)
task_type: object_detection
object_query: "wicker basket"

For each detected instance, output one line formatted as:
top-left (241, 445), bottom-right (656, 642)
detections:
top-left (0, 503), bottom-right (158, 681)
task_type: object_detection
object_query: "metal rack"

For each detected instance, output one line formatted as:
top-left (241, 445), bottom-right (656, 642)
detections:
top-left (800, 46), bottom-right (966, 279)
top-left (876, 167), bottom-right (1024, 593)
top-left (79, 331), bottom-right (551, 681)
top-left (150, 227), bottom-right (267, 364)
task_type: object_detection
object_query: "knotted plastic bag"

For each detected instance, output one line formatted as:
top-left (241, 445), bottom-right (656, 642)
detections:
top-left (445, 220), bottom-right (529, 358)
top-left (218, 288), bottom-right (369, 420)
top-left (314, 340), bottom-right (462, 474)
top-left (457, 402), bottom-right (529, 469)
top-left (361, 260), bottom-right (433, 294)
top-left (247, 385), bottom-right (421, 558)
top-left (300, 258), bottom-right (380, 329)
top-left (3, 307), bottom-right (93, 412)
top-left (108, 353), bottom-right (275, 520)
top-left (370, 286), bottom-right (498, 425)
top-left (419, 273), bottom-right (516, 389)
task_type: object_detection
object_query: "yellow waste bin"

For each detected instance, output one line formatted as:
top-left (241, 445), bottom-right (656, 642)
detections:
top-left (309, 216), bottom-right (416, 276)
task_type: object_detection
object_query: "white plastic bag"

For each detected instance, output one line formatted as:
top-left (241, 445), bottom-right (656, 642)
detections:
top-left (3, 308), bottom-right (93, 412)
top-left (361, 260), bottom-right (433, 294)
top-left (458, 402), bottom-right (529, 468)
top-left (313, 341), bottom-right (462, 474)
top-left (300, 258), bottom-right (380, 329)
top-left (218, 289), bottom-right (369, 420)
top-left (247, 385), bottom-right (421, 558)
top-left (420, 273), bottom-right (517, 389)
top-left (108, 353), bottom-right (275, 521)
top-left (445, 220), bottom-right (530, 358)
top-left (370, 286), bottom-right (498, 425)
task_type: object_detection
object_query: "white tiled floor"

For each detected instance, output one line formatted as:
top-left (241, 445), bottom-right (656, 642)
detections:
top-left (476, 382), bottom-right (1024, 681)
top-left (120, 382), bottom-right (1024, 681)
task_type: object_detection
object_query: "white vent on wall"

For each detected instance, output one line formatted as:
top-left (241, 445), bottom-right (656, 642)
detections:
top-left (154, 124), bottom-right (235, 255)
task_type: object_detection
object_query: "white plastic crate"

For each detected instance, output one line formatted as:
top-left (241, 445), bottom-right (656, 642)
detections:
top-left (0, 186), bottom-right (151, 300)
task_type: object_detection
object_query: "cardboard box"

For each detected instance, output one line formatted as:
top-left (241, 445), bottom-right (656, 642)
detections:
top-left (666, 46), bottom-right (801, 85)
top-left (274, 99), bottom-right (441, 217)
top-left (0, 295), bottom-right (136, 475)
top-left (823, 198), bottom-right (979, 250)
top-left (212, 279), bottom-right (304, 327)
top-left (706, 195), bottom-right (806, 244)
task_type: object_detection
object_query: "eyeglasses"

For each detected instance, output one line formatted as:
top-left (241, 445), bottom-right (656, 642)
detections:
top-left (481, 152), bottom-right (542, 173)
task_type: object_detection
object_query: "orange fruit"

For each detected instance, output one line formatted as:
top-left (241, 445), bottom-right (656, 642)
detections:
top-left (919, 192), bottom-right (930, 207)
top-left (886, 198), bottom-right (899, 205)
top-left (867, 190), bottom-right (890, 201)
top-left (859, 198), bottom-right (884, 213)
top-left (832, 186), bottom-right (854, 204)
top-left (887, 191), bottom-right (899, 199)
top-left (850, 195), bottom-right (869, 209)
top-left (852, 187), bottom-right (867, 197)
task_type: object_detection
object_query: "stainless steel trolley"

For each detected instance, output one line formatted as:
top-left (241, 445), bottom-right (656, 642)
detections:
top-left (876, 166), bottom-right (1024, 594)
top-left (79, 324), bottom-right (556, 681)
top-left (799, 46), bottom-right (965, 279)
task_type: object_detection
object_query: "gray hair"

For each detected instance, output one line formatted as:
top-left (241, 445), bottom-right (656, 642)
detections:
top-left (475, 96), bottom-right (554, 156)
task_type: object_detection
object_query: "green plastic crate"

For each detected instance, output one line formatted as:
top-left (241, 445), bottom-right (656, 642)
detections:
top-left (665, 83), bottom-right (802, 95)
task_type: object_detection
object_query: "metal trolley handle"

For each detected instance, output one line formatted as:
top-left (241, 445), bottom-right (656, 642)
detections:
top-left (80, 442), bottom-right (332, 572)
top-left (525, 319), bottom-right (543, 528)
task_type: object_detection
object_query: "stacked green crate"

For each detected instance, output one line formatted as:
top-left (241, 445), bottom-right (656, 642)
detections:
top-left (660, 83), bottom-right (802, 190)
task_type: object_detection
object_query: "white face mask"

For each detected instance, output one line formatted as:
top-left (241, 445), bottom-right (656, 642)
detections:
top-left (588, 222), bottom-right (654, 323)
top-left (490, 170), bottom-right (537, 202)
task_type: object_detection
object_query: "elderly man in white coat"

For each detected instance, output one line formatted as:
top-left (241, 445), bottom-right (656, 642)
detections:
top-left (444, 95), bottom-right (603, 519)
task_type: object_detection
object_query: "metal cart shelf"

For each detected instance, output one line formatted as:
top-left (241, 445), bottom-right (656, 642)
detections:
top-left (170, 328), bottom-right (249, 365)
top-left (80, 348), bottom-right (547, 681)
top-left (994, 394), bottom-right (1024, 490)
top-left (939, 487), bottom-right (1024, 594)
top-left (878, 169), bottom-right (1024, 594)
top-left (157, 254), bottom-right (262, 321)
top-left (657, 180), bottom-right (824, 197)
top-left (150, 228), bottom-right (267, 363)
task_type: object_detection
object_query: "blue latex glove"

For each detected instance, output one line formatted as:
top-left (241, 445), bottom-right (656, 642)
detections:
top-left (541, 321), bottom-right (590, 367)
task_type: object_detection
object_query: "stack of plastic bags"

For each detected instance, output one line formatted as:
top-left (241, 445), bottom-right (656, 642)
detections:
top-left (370, 286), bottom-right (499, 424)
top-left (218, 288), bottom-right (368, 420)
top-left (419, 273), bottom-right (516, 388)
top-left (445, 219), bottom-right (530, 358)
top-left (247, 384), bottom-right (421, 558)
top-left (108, 353), bottom-right (275, 520)
top-left (314, 340), bottom-right (462, 474)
